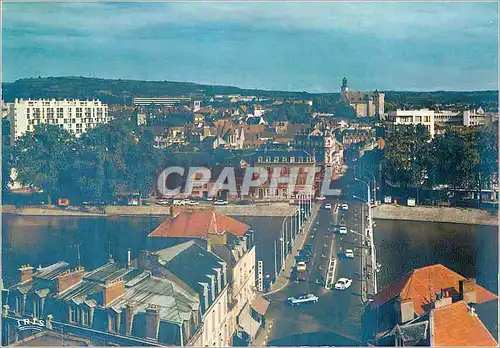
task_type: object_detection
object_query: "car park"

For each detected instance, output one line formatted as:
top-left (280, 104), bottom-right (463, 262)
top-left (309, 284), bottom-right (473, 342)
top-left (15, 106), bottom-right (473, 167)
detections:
top-left (334, 278), bottom-right (353, 290)
top-left (339, 227), bottom-right (348, 234)
top-left (286, 294), bottom-right (319, 305)
top-left (344, 249), bottom-right (354, 258)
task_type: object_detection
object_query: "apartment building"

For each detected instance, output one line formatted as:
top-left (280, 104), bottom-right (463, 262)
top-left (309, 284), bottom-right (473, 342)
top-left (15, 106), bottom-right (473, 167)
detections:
top-left (387, 109), bottom-right (435, 137)
top-left (133, 97), bottom-right (192, 107)
top-left (434, 108), bottom-right (493, 127)
top-left (2, 260), bottom-right (202, 346)
top-left (9, 98), bottom-right (109, 143)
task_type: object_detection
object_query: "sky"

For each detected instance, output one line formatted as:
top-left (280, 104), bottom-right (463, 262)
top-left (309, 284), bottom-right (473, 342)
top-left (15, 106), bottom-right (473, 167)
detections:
top-left (2, 2), bottom-right (499, 92)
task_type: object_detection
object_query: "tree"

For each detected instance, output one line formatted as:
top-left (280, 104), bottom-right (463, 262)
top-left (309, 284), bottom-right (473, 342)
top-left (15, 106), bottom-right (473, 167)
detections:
top-left (476, 125), bottom-right (498, 193)
top-left (13, 124), bottom-right (76, 204)
top-left (2, 119), bottom-right (12, 194)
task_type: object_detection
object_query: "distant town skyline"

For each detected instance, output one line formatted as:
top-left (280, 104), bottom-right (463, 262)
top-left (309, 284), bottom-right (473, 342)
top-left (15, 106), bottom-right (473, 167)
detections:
top-left (2, 2), bottom-right (499, 92)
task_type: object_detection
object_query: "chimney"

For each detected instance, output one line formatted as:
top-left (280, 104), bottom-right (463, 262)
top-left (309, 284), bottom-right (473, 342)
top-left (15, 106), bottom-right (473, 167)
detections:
top-left (399, 298), bottom-right (415, 323)
top-left (19, 265), bottom-right (34, 283)
top-left (127, 249), bottom-right (131, 268)
top-left (434, 289), bottom-right (452, 309)
top-left (468, 305), bottom-right (477, 316)
top-left (102, 277), bottom-right (125, 306)
top-left (56, 266), bottom-right (85, 293)
top-left (145, 304), bottom-right (160, 340)
top-left (459, 279), bottom-right (477, 304)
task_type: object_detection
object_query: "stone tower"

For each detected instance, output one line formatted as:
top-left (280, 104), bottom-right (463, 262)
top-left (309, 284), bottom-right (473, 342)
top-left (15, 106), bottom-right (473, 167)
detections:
top-left (341, 77), bottom-right (349, 94)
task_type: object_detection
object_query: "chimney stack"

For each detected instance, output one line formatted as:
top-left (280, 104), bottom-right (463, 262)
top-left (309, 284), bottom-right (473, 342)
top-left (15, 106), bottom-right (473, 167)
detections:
top-left (127, 248), bottom-right (131, 268)
top-left (56, 266), bottom-right (85, 293)
top-left (398, 298), bottom-right (415, 323)
top-left (459, 279), bottom-right (477, 304)
top-left (19, 265), bottom-right (34, 283)
top-left (102, 277), bottom-right (125, 306)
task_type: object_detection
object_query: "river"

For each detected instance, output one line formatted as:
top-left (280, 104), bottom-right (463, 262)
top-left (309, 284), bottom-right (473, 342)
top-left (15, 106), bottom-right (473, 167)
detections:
top-left (2, 215), bottom-right (498, 296)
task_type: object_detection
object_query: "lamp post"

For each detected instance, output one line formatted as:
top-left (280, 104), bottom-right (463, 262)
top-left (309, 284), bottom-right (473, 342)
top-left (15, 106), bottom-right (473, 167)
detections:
top-left (354, 178), bottom-right (378, 293)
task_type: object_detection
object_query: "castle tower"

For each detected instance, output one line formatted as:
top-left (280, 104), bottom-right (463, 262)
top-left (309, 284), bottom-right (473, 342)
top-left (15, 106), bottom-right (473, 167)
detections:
top-left (341, 77), bottom-right (349, 93)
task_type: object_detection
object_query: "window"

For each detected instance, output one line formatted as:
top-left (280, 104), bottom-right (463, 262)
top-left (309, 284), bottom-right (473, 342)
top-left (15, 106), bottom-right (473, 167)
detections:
top-left (109, 313), bottom-right (118, 332)
top-left (290, 157), bottom-right (295, 163)
top-left (33, 298), bottom-right (42, 318)
top-left (298, 157), bottom-right (303, 163)
top-left (258, 157), bottom-right (263, 163)
top-left (282, 157), bottom-right (288, 162)
top-left (15, 296), bottom-right (23, 313)
top-left (274, 157), bottom-right (279, 163)
top-left (69, 305), bottom-right (78, 323)
top-left (424, 115), bottom-right (430, 123)
top-left (82, 307), bottom-right (89, 326)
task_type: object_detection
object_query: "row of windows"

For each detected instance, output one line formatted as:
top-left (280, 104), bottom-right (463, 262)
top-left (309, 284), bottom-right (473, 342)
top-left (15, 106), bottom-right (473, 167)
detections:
top-left (257, 156), bottom-right (312, 163)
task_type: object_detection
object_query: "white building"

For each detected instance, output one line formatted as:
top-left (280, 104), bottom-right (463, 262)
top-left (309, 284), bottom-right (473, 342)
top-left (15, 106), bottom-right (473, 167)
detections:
top-left (434, 108), bottom-right (492, 127)
top-left (387, 109), bottom-right (435, 137)
top-left (133, 96), bottom-right (192, 107)
top-left (9, 98), bottom-right (109, 142)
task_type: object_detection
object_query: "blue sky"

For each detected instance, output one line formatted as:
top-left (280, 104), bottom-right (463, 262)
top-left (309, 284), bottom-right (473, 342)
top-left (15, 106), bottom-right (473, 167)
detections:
top-left (2, 2), bottom-right (498, 92)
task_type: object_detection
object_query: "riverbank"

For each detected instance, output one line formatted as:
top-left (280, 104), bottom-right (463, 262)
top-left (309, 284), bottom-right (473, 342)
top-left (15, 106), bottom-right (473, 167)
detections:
top-left (373, 204), bottom-right (498, 226)
top-left (2, 203), bottom-right (298, 217)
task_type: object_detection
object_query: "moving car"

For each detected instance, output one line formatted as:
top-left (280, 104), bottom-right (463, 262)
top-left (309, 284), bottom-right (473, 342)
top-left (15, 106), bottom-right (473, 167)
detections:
top-left (286, 294), bottom-right (319, 305)
top-left (296, 261), bottom-right (307, 272)
top-left (334, 278), bottom-right (353, 290)
top-left (341, 203), bottom-right (349, 210)
top-left (324, 203), bottom-right (332, 210)
top-left (339, 227), bottom-right (348, 234)
top-left (213, 200), bottom-right (228, 206)
top-left (344, 249), bottom-right (354, 258)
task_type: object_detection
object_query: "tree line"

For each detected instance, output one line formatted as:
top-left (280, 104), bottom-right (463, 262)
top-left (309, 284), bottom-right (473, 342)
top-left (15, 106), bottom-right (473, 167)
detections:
top-left (3, 119), bottom-right (163, 205)
top-left (384, 124), bottom-right (498, 192)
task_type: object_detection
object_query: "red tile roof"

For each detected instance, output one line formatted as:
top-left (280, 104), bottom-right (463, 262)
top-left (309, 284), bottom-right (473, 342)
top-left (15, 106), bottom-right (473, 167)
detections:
top-left (432, 301), bottom-right (498, 346)
top-left (370, 264), bottom-right (497, 316)
top-left (148, 209), bottom-right (250, 239)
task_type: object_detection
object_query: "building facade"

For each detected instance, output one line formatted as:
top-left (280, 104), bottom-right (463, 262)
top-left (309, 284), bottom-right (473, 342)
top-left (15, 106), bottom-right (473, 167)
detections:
top-left (340, 78), bottom-right (385, 118)
top-left (133, 97), bottom-right (192, 107)
top-left (387, 109), bottom-right (435, 137)
top-left (9, 98), bottom-right (109, 143)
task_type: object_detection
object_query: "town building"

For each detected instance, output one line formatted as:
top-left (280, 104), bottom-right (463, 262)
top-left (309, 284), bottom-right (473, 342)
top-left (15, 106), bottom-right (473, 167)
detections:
top-left (148, 209), bottom-right (265, 344)
top-left (133, 97), bottom-right (192, 107)
top-left (434, 108), bottom-right (493, 127)
top-left (249, 149), bottom-right (317, 201)
top-left (8, 98), bottom-right (109, 143)
top-left (3, 260), bottom-right (203, 346)
top-left (293, 126), bottom-right (343, 172)
top-left (363, 264), bottom-right (498, 346)
top-left (387, 109), bottom-right (435, 137)
top-left (340, 77), bottom-right (385, 118)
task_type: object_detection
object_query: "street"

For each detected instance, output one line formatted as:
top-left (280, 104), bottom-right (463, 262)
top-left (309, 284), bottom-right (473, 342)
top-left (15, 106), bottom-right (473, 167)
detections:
top-left (263, 198), bottom-right (369, 345)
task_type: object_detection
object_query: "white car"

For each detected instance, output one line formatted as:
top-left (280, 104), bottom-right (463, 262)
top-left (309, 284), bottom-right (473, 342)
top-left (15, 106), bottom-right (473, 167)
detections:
top-left (157, 200), bottom-right (170, 206)
top-left (341, 203), bottom-right (349, 210)
top-left (213, 200), bottom-right (228, 206)
top-left (286, 294), bottom-right (319, 305)
top-left (324, 203), bottom-right (332, 210)
top-left (173, 200), bottom-right (185, 206)
top-left (339, 227), bottom-right (348, 234)
top-left (187, 200), bottom-right (200, 206)
top-left (317, 196), bottom-right (326, 201)
top-left (344, 249), bottom-right (354, 258)
top-left (334, 278), bottom-right (353, 290)
top-left (296, 261), bottom-right (307, 272)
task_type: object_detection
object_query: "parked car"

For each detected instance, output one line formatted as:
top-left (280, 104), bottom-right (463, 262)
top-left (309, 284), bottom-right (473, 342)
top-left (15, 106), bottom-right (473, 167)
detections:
top-left (317, 196), bottom-right (326, 201)
top-left (324, 203), bottom-right (332, 210)
top-left (187, 200), bottom-right (200, 206)
top-left (334, 278), bottom-right (353, 290)
top-left (173, 200), bottom-right (185, 206)
top-left (344, 249), bottom-right (354, 258)
top-left (156, 200), bottom-right (170, 206)
top-left (339, 227), bottom-right (348, 234)
top-left (213, 200), bottom-right (228, 206)
top-left (286, 294), bottom-right (319, 306)
top-left (234, 200), bottom-right (250, 205)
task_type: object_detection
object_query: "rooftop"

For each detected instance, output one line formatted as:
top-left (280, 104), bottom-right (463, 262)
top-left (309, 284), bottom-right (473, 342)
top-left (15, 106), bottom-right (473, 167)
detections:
top-left (148, 209), bottom-right (250, 239)
top-left (370, 264), bottom-right (497, 316)
top-left (432, 301), bottom-right (498, 346)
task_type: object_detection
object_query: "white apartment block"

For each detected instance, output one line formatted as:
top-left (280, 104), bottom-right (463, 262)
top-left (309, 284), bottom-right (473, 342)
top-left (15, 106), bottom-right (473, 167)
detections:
top-left (387, 109), bottom-right (435, 137)
top-left (10, 98), bottom-right (109, 142)
top-left (434, 108), bottom-right (493, 127)
top-left (133, 96), bottom-right (192, 107)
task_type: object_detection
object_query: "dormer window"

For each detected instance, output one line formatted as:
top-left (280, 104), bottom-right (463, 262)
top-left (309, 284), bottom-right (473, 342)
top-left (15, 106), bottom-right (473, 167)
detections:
top-left (274, 157), bottom-right (279, 163)
top-left (290, 157), bottom-right (295, 163)
top-left (282, 157), bottom-right (288, 162)
top-left (298, 157), bottom-right (303, 163)
top-left (258, 157), bottom-right (263, 163)
top-left (266, 157), bottom-right (271, 162)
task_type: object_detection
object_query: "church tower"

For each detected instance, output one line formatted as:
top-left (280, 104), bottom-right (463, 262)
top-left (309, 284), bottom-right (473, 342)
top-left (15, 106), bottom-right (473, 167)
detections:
top-left (341, 77), bottom-right (349, 94)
